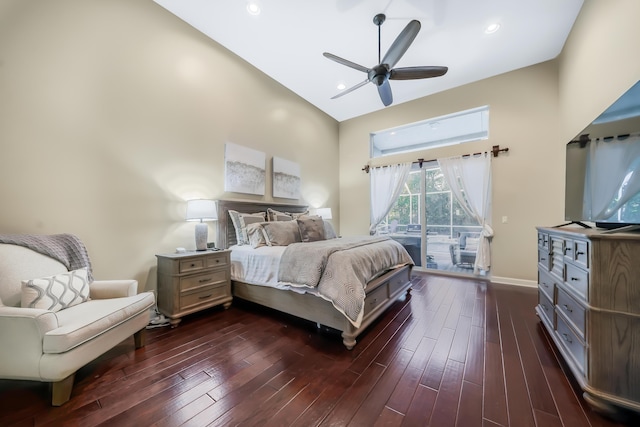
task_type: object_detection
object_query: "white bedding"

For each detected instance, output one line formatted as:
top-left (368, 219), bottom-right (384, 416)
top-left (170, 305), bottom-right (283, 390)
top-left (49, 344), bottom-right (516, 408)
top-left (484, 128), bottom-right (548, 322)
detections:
top-left (229, 245), bottom-right (315, 295)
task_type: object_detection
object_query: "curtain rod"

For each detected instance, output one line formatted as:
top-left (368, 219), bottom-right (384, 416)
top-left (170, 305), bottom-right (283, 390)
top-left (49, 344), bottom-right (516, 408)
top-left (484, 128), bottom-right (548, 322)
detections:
top-left (362, 144), bottom-right (509, 173)
top-left (570, 133), bottom-right (635, 148)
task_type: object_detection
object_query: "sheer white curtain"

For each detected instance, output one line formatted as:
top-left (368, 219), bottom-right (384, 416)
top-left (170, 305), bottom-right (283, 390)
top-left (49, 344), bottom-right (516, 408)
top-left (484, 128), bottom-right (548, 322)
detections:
top-left (438, 154), bottom-right (492, 274)
top-left (369, 162), bottom-right (412, 235)
top-left (585, 134), bottom-right (640, 220)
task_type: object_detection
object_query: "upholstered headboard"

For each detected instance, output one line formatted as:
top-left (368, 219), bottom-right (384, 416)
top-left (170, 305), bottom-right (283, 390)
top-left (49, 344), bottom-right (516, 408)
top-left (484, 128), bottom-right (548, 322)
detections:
top-left (215, 200), bottom-right (308, 249)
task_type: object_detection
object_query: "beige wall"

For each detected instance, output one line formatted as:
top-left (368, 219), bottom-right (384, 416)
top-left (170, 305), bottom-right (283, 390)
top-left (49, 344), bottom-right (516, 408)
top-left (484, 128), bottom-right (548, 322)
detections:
top-left (0, 0), bottom-right (339, 292)
top-left (339, 0), bottom-right (640, 284)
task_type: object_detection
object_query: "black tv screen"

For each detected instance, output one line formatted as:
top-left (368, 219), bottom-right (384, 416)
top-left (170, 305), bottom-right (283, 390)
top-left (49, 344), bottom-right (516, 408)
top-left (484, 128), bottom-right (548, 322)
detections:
top-left (564, 81), bottom-right (640, 228)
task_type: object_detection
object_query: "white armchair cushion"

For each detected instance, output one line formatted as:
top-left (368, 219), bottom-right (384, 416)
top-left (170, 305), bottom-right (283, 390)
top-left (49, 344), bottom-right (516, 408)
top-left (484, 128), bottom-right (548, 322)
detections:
top-left (21, 268), bottom-right (90, 312)
top-left (43, 292), bottom-right (154, 354)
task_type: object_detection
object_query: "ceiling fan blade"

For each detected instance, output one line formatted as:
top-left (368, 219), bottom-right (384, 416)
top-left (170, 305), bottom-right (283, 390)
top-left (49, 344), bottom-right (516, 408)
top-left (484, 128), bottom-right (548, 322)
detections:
top-left (390, 66), bottom-right (448, 80)
top-left (323, 52), bottom-right (370, 73)
top-left (377, 78), bottom-right (393, 106)
top-left (381, 20), bottom-right (421, 69)
top-left (330, 79), bottom-right (370, 99)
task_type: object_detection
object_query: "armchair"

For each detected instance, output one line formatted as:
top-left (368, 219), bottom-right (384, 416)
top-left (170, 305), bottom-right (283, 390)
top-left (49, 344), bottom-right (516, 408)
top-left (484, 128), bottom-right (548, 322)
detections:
top-left (0, 236), bottom-right (155, 406)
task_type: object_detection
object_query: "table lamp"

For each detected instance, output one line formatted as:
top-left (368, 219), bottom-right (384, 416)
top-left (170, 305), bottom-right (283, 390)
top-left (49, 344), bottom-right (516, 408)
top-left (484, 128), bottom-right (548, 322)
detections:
top-left (315, 207), bottom-right (332, 220)
top-left (185, 199), bottom-right (217, 251)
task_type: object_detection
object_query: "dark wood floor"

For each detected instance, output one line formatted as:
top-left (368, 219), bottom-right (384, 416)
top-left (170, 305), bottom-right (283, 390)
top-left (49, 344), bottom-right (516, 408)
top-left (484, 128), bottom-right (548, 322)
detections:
top-left (1, 272), bottom-right (638, 426)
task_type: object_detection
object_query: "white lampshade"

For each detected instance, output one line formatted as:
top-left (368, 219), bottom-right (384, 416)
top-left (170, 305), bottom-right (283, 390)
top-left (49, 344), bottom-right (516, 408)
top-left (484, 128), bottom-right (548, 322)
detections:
top-left (315, 207), bottom-right (332, 220)
top-left (185, 199), bottom-right (217, 222)
top-left (185, 199), bottom-right (217, 251)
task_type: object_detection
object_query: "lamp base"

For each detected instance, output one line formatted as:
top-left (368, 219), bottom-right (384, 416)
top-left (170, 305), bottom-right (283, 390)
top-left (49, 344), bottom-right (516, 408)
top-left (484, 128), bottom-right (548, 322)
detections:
top-left (194, 222), bottom-right (208, 251)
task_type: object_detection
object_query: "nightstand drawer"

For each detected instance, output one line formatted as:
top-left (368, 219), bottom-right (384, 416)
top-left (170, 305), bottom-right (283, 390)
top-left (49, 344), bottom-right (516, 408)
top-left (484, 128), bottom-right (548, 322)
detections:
top-left (180, 270), bottom-right (227, 292)
top-left (557, 287), bottom-right (585, 339)
top-left (180, 283), bottom-right (229, 310)
top-left (180, 258), bottom-right (205, 273)
top-left (206, 255), bottom-right (228, 268)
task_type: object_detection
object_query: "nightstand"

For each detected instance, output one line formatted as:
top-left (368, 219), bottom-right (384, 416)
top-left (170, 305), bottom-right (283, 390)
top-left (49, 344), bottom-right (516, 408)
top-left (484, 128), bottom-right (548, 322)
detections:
top-left (156, 250), bottom-right (232, 327)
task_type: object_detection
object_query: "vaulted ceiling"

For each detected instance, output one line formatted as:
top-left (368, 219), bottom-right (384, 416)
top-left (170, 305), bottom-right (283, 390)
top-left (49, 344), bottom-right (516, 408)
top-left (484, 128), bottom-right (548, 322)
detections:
top-left (154, 0), bottom-right (584, 122)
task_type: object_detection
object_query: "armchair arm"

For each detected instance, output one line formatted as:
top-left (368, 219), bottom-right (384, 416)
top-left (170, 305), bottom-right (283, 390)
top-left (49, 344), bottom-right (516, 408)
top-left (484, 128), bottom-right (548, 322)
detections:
top-left (0, 307), bottom-right (59, 378)
top-left (90, 279), bottom-right (139, 299)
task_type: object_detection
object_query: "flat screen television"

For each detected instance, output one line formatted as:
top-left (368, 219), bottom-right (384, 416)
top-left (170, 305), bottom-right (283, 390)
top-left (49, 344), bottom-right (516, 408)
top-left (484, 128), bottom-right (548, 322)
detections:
top-left (564, 81), bottom-right (640, 230)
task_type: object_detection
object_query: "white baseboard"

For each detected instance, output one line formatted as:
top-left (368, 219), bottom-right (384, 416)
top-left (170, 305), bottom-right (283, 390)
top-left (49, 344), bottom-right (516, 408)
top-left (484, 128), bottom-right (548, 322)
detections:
top-left (490, 276), bottom-right (538, 288)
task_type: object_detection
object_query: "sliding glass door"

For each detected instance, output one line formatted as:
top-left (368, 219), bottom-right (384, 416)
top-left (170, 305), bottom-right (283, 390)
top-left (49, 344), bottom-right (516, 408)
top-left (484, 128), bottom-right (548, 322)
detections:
top-left (378, 164), bottom-right (481, 274)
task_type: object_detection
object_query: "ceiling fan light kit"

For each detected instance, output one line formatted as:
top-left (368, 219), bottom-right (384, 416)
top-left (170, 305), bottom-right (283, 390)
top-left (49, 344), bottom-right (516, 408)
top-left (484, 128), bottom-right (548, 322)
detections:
top-left (323, 13), bottom-right (448, 107)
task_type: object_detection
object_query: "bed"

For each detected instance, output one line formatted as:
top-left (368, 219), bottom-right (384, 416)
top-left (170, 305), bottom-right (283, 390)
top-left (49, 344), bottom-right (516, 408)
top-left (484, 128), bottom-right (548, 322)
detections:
top-left (215, 199), bottom-right (413, 349)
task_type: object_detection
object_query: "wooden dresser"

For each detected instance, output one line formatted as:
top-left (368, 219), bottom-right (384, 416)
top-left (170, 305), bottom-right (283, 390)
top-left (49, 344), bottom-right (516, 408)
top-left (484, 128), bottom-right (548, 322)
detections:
top-left (156, 250), bottom-right (232, 327)
top-left (536, 226), bottom-right (640, 416)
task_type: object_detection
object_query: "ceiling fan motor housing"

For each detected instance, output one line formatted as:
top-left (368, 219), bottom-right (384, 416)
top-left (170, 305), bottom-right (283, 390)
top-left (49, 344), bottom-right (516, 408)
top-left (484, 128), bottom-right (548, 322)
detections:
top-left (369, 65), bottom-right (390, 86)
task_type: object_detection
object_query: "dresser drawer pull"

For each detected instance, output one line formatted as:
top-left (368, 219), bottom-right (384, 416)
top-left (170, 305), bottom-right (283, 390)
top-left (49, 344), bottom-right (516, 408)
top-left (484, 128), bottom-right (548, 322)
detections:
top-left (541, 281), bottom-right (549, 288)
top-left (561, 333), bottom-right (573, 344)
top-left (198, 294), bottom-right (212, 300)
top-left (190, 263), bottom-right (196, 267)
top-left (570, 277), bottom-right (579, 281)
top-left (540, 257), bottom-right (547, 262)
top-left (562, 304), bottom-right (573, 313)
top-left (541, 303), bottom-right (548, 311)
top-left (198, 278), bottom-right (212, 283)
top-left (576, 251), bottom-right (585, 255)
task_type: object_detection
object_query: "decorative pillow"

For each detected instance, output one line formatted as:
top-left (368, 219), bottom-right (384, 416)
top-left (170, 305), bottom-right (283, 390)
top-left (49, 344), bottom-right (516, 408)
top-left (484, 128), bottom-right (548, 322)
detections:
top-left (324, 220), bottom-right (338, 239)
top-left (228, 210), bottom-right (267, 245)
top-left (297, 216), bottom-right (326, 242)
top-left (246, 222), bottom-right (269, 248)
top-left (261, 221), bottom-right (302, 246)
top-left (21, 267), bottom-right (90, 312)
top-left (267, 207), bottom-right (309, 222)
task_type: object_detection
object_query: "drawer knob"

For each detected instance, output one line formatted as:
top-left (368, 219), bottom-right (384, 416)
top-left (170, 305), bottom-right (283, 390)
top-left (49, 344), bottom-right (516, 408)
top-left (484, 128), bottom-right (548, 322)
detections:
top-left (576, 251), bottom-right (585, 256)
top-left (191, 263), bottom-right (196, 267)
top-left (199, 278), bottom-right (212, 283)
top-left (570, 277), bottom-right (579, 281)
top-left (562, 304), bottom-right (573, 313)
top-left (199, 294), bottom-right (212, 300)
top-left (561, 333), bottom-right (573, 344)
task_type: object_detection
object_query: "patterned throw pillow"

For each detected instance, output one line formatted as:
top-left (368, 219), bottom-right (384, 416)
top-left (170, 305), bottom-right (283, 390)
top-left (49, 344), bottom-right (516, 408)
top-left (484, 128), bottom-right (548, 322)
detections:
top-left (21, 267), bottom-right (90, 312)
top-left (261, 221), bottom-right (302, 246)
top-left (267, 208), bottom-right (309, 222)
top-left (228, 210), bottom-right (267, 245)
top-left (246, 222), bottom-right (269, 248)
top-left (297, 216), bottom-right (326, 242)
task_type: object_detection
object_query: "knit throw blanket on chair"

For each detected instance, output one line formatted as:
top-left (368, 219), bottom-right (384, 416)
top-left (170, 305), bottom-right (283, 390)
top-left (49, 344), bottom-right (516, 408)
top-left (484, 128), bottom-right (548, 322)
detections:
top-left (0, 233), bottom-right (94, 281)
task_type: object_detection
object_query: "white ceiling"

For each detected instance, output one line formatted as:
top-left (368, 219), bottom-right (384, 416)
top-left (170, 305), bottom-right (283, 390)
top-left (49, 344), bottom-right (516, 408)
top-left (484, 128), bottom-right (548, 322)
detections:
top-left (153, 0), bottom-right (584, 122)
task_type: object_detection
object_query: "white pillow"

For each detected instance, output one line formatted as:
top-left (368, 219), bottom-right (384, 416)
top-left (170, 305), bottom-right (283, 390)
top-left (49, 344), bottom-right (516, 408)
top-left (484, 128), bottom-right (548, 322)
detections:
top-left (21, 267), bottom-right (90, 312)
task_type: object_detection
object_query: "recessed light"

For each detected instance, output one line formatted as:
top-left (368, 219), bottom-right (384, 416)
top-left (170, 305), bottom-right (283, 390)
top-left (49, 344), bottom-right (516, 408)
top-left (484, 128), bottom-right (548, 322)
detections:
top-left (337, 83), bottom-right (346, 91)
top-left (246, 2), bottom-right (260, 15)
top-left (485, 23), bottom-right (500, 34)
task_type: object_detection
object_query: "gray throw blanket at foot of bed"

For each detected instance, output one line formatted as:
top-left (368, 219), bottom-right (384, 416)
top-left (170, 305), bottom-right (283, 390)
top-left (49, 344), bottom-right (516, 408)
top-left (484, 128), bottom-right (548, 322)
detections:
top-left (278, 236), bottom-right (413, 328)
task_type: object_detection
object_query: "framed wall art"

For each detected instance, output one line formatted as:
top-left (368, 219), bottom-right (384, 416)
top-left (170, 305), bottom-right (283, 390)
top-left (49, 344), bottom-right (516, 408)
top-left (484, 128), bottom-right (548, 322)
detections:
top-left (272, 156), bottom-right (301, 199)
top-left (224, 142), bottom-right (266, 196)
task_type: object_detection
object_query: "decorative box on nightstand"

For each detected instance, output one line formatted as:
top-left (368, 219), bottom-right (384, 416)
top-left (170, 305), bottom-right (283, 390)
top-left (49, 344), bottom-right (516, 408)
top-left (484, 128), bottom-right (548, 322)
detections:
top-left (156, 249), bottom-right (231, 327)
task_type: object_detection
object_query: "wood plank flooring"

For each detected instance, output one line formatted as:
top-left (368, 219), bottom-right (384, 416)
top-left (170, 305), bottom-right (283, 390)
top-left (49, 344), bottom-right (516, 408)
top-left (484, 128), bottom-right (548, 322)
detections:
top-left (1, 272), bottom-right (638, 426)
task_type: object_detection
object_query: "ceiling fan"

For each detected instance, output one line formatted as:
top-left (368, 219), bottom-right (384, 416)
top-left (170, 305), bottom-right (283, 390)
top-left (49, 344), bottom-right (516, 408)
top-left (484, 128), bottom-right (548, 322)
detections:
top-left (323, 13), bottom-right (448, 107)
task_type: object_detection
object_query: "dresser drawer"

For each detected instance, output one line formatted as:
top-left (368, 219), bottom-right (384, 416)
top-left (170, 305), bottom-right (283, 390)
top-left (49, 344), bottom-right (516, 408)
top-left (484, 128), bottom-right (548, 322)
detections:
top-left (564, 263), bottom-right (589, 300)
top-left (180, 283), bottom-right (229, 310)
top-left (537, 231), bottom-right (549, 250)
top-left (538, 249), bottom-right (551, 271)
top-left (180, 270), bottom-right (228, 292)
top-left (573, 239), bottom-right (589, 268)
top-left (538, 268), bottom-right (556, 301)
top-left (555, 314), bottom-right (586, 375)
top-left (557, 287), bottom-right (586, 340)
top-left (538, 290), bottom-right (554, 328)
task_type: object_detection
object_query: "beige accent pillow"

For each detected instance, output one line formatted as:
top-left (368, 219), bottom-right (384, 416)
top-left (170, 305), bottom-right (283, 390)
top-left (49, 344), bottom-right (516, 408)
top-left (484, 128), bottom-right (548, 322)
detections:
top-left (246, 222), bottom-right (269, 248)
top-left (267, 207), bottom-right (309, 222)
top-left (261, 221), bottom-right (302, 246)
top-left (228, 210), bottom-right (267, 245)
top-left (21, 267), bottom-right (90, 312)
top-left (297, 216), bottom-right (326, 242)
